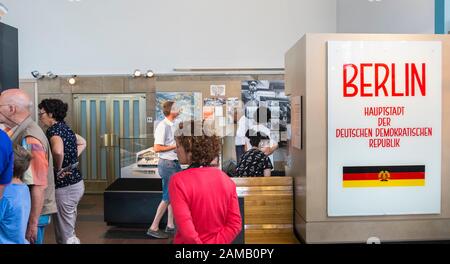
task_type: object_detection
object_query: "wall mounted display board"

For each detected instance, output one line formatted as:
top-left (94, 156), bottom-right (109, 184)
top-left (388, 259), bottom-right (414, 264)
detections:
top-left (327, 41), bottom-right (442, 216)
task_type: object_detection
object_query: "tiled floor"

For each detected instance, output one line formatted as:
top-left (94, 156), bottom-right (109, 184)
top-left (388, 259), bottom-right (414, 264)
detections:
top-left (44, 194), bottom-right (173, 244)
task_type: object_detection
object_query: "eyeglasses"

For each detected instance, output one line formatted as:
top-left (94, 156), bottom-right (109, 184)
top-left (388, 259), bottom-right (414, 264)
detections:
top-left (38, 112), bottom-right (46, 117)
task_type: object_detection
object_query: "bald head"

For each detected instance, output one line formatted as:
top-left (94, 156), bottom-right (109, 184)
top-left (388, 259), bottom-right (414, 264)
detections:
top-left (0, 89), bottom-right (33, 127)
top-left (0, 89), bottom-right (33, 114)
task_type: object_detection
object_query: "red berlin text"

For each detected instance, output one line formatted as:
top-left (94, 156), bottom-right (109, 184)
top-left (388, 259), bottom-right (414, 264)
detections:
top-left (343, 63), bottom-right (426, 97)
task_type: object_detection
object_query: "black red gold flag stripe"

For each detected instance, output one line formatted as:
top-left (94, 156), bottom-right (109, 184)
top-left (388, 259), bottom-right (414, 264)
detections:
top-left (342, 165), bottom-right (425, 188)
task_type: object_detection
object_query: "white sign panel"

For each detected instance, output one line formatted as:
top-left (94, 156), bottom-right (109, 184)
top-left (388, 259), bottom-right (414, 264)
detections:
top-left (327, 41), bottom-right (441, 216)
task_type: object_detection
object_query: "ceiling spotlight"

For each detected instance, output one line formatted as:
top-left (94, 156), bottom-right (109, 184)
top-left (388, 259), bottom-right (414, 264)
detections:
top-left (68, 75), bottom-right (77, 85)
top-left (133, 69), bottom-right (142, 78)
top-left (31, 71), bottom-right (44, 79)
top-left (145, 70), bottom-right (154, 78)
top-left (46, 71), bottom-right (58, 79)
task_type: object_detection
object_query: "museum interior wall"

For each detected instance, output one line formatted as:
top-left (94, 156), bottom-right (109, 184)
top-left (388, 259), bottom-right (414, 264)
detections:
top-left (26, 73), bottom-right (285, 192)
top-left (337, 0), bottom-right (435, 34)
top-left (1, 0), bottom-right (336, 78)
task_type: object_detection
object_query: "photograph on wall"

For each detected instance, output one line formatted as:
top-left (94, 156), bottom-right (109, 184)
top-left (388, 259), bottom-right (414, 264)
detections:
top-left (241, 80), bottom-right (290, 143)
top-left (226, 97), bottom-right (240, 125)
top-left (204, 97), bottom-right (226, 106)
top-left (241, 80), bottom-right (290, 174)
top-left (210, 84), bottom-right (226, 96)
top-left (203, 106), bottom-right (215, 120)
top-left (203, 98), bottom-right (226, 121)
top-left (155, 92), bottom-right (202, 125)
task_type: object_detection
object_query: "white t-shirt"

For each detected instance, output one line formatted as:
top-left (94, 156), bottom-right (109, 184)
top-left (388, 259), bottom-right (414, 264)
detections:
top-left (154, 118), bottom-right (178, 160)
top-left (235, 116), bottom-right (255, 146)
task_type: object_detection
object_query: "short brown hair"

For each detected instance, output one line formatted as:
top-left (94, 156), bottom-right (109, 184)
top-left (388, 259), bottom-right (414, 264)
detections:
top-left (162, 101), bottom-right (175, 117)
top-left (175, 121), bottom-right (221, 166)
top-left (13, 145), bottom-right (32, 181)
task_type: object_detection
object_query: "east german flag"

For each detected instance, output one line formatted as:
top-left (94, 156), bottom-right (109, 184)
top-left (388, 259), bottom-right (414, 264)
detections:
top-left (343, 165), bottom-right (425, 188)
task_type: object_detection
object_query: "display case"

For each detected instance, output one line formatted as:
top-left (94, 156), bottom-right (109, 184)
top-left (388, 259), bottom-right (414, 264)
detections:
top-left (106, 136), bottom-right (238, 234)
top-left (120, 137), bottom-right (160, 178)
top-left (106, 136), bottom-right (165, 226)
top-left (120, 137), bottom-right (197, 178)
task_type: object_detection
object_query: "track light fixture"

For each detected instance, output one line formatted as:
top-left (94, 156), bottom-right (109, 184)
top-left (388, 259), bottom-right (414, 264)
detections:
top-left (46, 71), bottom-right (58, 79)
top-left (145, 70), bottom-right (154, 78)
top-left (132, 69), bottom-right (155, 78)
top-left (31, 70), bottom-right (60, 80)
top-left (132, 69), bottom-right (142, 78)
top-left (31, 71), bottom-right (44, 79)
top-left (68, 75), bottom-right (77, 85)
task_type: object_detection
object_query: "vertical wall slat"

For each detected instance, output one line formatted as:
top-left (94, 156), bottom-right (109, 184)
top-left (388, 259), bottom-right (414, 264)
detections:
top-left (114, 100), bottom-right (121, 179)
top-left (90, 100), bottom-right (97, 180)
top-left (86, 100), bottom-right (91, 180)
top-left (133, 100), bottom-right (140, 138)
top-left (80, 99), bottom-right (88, 180)
top-left (100, 100), bottom-right (107, 180)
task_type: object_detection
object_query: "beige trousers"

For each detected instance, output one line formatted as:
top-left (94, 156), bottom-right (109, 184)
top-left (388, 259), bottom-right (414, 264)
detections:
top-left (53, 180), bottom-right (85, 244)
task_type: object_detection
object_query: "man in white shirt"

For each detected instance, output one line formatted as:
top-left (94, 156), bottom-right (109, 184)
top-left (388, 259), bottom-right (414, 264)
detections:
top-left (235, 110), bottom-right (255, 163)
top-left (246, 106), bottom-right (278, 167)
top-left (146, 101), bottom-right (181, 239)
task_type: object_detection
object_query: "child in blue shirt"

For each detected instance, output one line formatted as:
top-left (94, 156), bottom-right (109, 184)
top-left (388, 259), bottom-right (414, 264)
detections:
top-left (0, 129), bottom-right (13, 198)
top-left (0, 145), bottom-right (32, 244)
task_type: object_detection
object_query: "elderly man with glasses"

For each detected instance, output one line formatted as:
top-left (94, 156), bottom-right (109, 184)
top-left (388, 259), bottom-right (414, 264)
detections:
top-left (0, 89), bottom-right (57, 244)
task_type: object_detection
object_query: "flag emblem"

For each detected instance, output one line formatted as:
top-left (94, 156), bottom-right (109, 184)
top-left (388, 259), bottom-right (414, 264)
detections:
top-left (343, 165), bottom-right (425, 188)
top-left (378, 170), bottom-right (390, 181)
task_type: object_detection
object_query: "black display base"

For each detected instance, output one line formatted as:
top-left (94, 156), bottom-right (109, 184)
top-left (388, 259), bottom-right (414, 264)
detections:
top-left (104, 178), bottom-right (167, 227)
top-left (104, 178), bottom-right (244, 244)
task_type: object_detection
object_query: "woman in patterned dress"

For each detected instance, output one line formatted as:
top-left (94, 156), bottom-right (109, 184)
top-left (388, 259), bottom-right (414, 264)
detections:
top-left (235, 129), bottom-right (273, 177)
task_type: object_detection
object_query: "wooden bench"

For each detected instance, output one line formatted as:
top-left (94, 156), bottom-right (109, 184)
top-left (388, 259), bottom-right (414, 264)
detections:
top-left (231, 177), bottom-right (298, 244)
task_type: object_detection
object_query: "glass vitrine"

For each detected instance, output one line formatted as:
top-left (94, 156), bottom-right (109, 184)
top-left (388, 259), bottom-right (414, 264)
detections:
top-left (120, 137), bottom-right (160, 178)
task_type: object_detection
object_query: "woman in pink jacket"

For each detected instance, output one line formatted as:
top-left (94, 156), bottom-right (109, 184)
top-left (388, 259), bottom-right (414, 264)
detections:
top-left (169, 121), bottom-right (242, 244)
